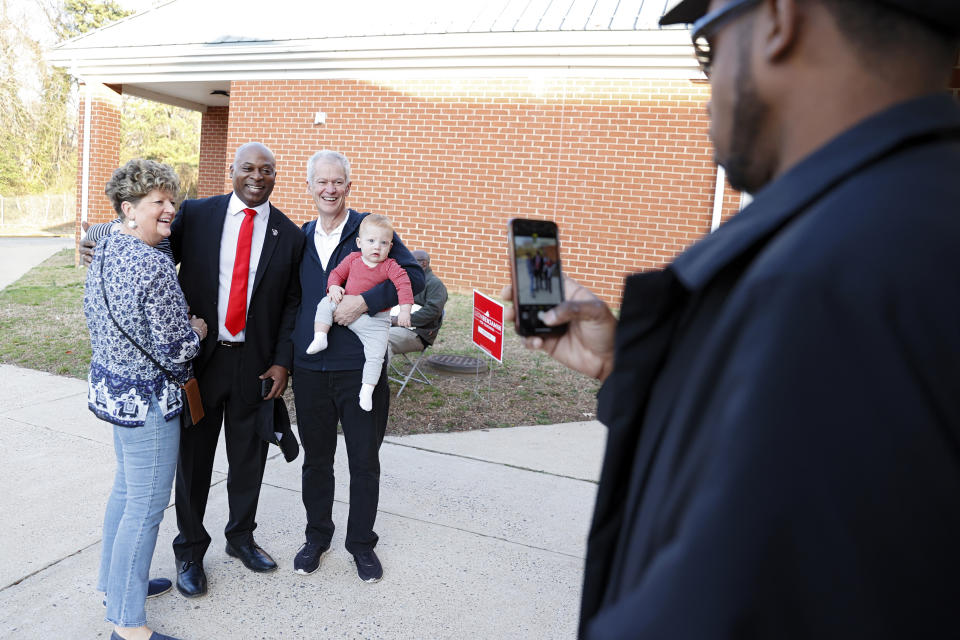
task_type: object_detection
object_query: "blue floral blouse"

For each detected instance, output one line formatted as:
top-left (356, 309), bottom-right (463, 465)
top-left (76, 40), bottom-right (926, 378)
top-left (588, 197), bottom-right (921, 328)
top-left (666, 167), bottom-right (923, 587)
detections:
top-left (84, 233), bottom-right (200, 426)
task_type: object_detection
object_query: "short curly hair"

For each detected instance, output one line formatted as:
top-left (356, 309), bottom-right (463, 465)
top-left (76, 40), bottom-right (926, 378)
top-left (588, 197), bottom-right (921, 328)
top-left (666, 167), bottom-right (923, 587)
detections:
top-left (104, 159), bottom-right (180, 218)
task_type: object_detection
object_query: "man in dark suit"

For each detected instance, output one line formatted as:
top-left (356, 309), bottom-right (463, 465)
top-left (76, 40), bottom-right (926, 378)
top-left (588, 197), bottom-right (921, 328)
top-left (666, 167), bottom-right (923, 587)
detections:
top-left (505, 1), bottom-right (960, 637)
top-left (168, 142), bottom-right (303, 597)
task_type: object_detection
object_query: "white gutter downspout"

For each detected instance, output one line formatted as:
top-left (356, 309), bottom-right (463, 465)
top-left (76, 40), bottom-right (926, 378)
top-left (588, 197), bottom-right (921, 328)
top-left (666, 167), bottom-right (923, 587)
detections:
top-left (80, 79), bottom-right (93, 226)
top-left (710, 165), bottom-right (726, 232)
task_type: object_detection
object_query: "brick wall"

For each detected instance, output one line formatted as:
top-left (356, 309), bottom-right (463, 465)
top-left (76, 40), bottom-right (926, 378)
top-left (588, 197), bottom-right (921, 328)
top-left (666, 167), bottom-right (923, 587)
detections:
top-left (75, 83), bottom-right (122, 239)
top-left (198, 106), bottom-right (229, 198)
top-left (222, 77), bottom-right (733, 305)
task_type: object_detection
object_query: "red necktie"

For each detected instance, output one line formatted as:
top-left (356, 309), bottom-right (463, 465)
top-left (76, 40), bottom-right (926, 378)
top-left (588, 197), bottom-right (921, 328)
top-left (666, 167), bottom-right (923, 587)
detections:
top-left (224, 208), bottom-right (257, 336)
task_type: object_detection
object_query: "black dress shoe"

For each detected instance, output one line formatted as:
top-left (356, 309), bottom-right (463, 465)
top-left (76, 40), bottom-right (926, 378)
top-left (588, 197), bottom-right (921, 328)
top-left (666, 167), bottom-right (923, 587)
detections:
top-left (176, 560), bottom-right (207, 598)
top-left (225, 540), bottom-right (278, 573)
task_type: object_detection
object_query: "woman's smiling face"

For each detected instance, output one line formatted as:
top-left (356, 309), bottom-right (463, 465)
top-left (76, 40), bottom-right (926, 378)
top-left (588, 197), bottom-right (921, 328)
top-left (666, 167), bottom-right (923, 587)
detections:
top-left (124, 189), bottom-right (177, 246)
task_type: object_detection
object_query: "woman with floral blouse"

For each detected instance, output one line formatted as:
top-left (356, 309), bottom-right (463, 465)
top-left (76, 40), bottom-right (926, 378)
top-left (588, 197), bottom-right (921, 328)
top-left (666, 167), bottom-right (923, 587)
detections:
top-left (84, 159), bottom-right (207, 640)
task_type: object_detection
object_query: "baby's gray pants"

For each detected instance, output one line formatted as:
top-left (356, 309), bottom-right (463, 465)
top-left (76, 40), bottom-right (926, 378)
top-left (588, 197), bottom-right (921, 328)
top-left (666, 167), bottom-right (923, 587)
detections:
top-left (315, 297), bottom-right (391, 385)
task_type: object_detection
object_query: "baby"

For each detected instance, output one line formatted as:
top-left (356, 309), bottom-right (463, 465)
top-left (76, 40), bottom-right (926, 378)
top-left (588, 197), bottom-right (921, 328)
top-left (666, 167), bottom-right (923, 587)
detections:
top-left (306, 214), bottom-right (414, 410)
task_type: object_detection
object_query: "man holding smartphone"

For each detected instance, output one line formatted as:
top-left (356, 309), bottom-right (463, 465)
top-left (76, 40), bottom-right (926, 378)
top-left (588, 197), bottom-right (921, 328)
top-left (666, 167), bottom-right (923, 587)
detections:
top-left (506, 0), bottom-right (960, 637)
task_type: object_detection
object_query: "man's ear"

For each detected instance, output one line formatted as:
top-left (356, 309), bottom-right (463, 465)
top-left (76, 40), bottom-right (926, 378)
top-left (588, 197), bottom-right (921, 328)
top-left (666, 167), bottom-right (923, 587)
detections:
top-left (762, 0), bottom-right (801, 63)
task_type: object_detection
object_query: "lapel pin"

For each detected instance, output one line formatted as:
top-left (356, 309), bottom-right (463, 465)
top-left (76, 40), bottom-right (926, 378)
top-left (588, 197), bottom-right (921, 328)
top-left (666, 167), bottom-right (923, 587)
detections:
top-left (272, 228), bottom-right (278, 236)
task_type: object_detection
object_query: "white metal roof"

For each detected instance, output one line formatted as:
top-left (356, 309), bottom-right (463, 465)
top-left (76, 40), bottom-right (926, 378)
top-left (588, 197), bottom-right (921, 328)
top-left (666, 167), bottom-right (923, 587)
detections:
top-left (57, 0), bottom-right (681, 46)
top-left (48, 0), bottom-right (697, 111)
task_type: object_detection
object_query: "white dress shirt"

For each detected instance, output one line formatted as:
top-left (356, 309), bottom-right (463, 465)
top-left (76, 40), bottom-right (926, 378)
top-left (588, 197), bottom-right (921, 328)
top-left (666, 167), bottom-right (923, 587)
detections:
top-left (217, 194), bottom-right (270, 341)
top-left (314, 215), bottom-right (348, 271)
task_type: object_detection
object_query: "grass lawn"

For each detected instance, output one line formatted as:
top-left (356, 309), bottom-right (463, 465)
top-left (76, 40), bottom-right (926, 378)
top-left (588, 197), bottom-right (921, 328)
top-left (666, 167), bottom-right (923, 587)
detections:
top-left (0, 249), bottom-right (601, 434)
top-left (0, 249), bottom-right (91, 377)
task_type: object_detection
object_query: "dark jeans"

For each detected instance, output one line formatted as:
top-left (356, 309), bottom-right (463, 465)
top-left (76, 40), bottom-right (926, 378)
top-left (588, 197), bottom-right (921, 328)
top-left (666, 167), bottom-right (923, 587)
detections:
top-left (173, 346), bottom-right (269, 562)
top-left (293, 366), bottom-right (389, 554)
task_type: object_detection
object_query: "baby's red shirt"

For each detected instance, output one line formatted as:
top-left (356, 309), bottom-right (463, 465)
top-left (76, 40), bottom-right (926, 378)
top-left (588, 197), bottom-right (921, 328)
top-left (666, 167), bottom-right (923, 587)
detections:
top-left (328, 252), bottom-right (415, 311)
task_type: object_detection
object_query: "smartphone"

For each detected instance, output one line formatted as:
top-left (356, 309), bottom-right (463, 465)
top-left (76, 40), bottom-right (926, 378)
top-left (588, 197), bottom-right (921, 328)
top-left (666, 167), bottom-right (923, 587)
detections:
top-left (508, 218), bottom-right (566, 336)
top-left (261, 377), bottom-right (274, 398)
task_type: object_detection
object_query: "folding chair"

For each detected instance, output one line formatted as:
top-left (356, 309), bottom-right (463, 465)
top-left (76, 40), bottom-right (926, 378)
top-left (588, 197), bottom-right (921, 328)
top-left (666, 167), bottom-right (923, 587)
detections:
top-left (388, 311), bottom-right (443, 397)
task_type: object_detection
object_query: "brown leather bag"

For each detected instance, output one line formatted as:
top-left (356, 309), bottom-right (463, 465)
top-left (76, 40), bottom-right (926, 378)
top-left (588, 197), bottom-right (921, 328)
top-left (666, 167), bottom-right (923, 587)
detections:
top-left (179, 377), bottom-right (205, 425)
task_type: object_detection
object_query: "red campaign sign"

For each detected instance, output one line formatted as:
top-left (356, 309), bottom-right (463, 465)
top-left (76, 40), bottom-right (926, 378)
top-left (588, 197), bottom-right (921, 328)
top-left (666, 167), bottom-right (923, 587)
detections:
top-left (472, 289), bottom-right (504, 363)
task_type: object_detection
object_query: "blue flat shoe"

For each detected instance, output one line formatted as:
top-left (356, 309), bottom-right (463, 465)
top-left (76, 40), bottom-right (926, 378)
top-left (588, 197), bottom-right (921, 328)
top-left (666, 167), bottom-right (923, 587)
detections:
top-left (146, 577), bottom-right (172, 598)
top-left (110, 632), bottom-right (182, 640)
top-left (103, 577), bottom-right (173, 606)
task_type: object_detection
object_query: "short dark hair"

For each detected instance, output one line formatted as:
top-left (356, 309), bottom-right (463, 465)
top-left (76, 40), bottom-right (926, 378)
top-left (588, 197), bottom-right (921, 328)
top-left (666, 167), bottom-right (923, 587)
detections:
top-left (819, 0), bottom-right (958, 71)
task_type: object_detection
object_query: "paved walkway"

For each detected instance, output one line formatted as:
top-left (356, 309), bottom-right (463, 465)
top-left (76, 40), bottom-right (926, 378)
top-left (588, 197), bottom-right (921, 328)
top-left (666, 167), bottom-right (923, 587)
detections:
top-left (0, 237), bottom-right (75, 291)
top-left (0, 364), bottom-right (605, 639)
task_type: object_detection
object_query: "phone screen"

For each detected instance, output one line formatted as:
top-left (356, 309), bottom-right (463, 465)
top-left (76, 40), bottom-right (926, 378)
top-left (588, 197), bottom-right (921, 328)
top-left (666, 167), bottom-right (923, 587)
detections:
top-left (514, 235), bottom-right (562, 306)
top-left (509, 218), bottom-right (566, 336)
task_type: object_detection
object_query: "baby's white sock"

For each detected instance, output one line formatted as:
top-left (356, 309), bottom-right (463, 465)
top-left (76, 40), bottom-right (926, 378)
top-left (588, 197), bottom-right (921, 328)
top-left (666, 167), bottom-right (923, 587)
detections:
top-left (306, 332), bottom-right (328, 354)
top-left (359, 383), bottom-right (375, 411)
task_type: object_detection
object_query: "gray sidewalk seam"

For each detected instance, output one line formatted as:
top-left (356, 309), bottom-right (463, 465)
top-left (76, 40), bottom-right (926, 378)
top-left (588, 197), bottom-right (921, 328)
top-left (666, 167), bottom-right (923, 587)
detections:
top-left (4, 466), bottom-right (580, 593)
top-left (1, 534), bottom-right (103, 592)
top-left (259, 479), bottom-right (586, 560)
top-left (0, 391), bottom-right (87, 417)
top-left (382, 439), bottom-right (600, 484)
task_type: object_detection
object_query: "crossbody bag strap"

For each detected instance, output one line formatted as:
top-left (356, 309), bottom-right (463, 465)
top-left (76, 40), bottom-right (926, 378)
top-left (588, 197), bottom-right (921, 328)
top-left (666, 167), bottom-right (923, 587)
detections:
top-left (98, 236), bottom-right (178, 383)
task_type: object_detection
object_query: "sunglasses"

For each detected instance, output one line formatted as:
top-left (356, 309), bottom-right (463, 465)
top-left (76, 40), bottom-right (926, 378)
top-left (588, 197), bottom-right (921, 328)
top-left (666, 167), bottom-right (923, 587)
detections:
top-left (690, 0), bottom-right (763, 78)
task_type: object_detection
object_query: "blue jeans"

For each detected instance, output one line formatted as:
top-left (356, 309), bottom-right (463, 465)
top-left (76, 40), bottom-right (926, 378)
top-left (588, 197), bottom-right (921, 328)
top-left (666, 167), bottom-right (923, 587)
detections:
top-left (97, 394), bottom-right (179, 627)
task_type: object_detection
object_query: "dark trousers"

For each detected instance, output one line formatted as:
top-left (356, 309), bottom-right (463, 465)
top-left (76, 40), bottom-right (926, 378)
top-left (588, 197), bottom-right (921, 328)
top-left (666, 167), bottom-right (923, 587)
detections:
top-left (293, 366), bottom-right (388, 554)
top-left (173, 346), bottom-right (268, 562)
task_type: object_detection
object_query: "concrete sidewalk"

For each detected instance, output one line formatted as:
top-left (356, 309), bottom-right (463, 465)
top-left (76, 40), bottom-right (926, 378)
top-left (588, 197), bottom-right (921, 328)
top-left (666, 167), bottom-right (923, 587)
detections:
top-left (0, 364), bottom-right (605, 639)
top-left (0, 237), bottom-right (75, 291)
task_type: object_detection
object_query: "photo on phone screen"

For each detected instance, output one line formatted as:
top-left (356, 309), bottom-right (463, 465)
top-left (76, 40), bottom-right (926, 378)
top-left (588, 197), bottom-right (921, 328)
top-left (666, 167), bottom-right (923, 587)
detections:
top-left (514, 235), bottom-right (562, 306)
top-left (508, 218), bottom-right (566, 336)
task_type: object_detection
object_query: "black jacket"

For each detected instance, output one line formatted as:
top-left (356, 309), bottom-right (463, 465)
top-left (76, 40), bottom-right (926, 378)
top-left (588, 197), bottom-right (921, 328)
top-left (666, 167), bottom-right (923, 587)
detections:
top-left (170, 194), bottom-right (304, 405)
top-left (582, 93), bottom-right (960, 638)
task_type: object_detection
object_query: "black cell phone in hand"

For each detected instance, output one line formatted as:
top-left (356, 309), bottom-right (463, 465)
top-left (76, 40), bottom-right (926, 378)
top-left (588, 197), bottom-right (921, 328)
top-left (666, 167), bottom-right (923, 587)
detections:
top-left (261, 377), bottom-right (274, 398)
top-left (508, 218), bottom-right (566, 337)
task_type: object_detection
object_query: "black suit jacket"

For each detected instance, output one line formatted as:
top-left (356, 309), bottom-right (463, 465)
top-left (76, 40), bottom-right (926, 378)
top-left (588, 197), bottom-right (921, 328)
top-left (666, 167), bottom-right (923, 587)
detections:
top-left (170, 194), bottom-right (304, 406)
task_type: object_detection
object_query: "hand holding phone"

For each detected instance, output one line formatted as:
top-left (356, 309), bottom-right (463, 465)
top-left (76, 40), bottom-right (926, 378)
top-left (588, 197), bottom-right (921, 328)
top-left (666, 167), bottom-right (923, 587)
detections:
top-left (261, 377), bottom-right (274, 399)
top-left (508, 218), bottom-right (566, 336)
top-left (502, 274), bottom-right (617, 381)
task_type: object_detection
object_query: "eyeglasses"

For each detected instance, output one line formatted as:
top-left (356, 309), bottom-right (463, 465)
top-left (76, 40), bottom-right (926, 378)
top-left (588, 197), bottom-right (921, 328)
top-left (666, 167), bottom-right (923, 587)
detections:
top-left (690, 0), bottom-right (762, 78)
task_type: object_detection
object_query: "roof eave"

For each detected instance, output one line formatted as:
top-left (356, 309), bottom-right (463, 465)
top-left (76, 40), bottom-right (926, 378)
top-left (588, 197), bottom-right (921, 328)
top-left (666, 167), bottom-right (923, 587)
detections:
top-left (48, 29), bottom-right (702, 82)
